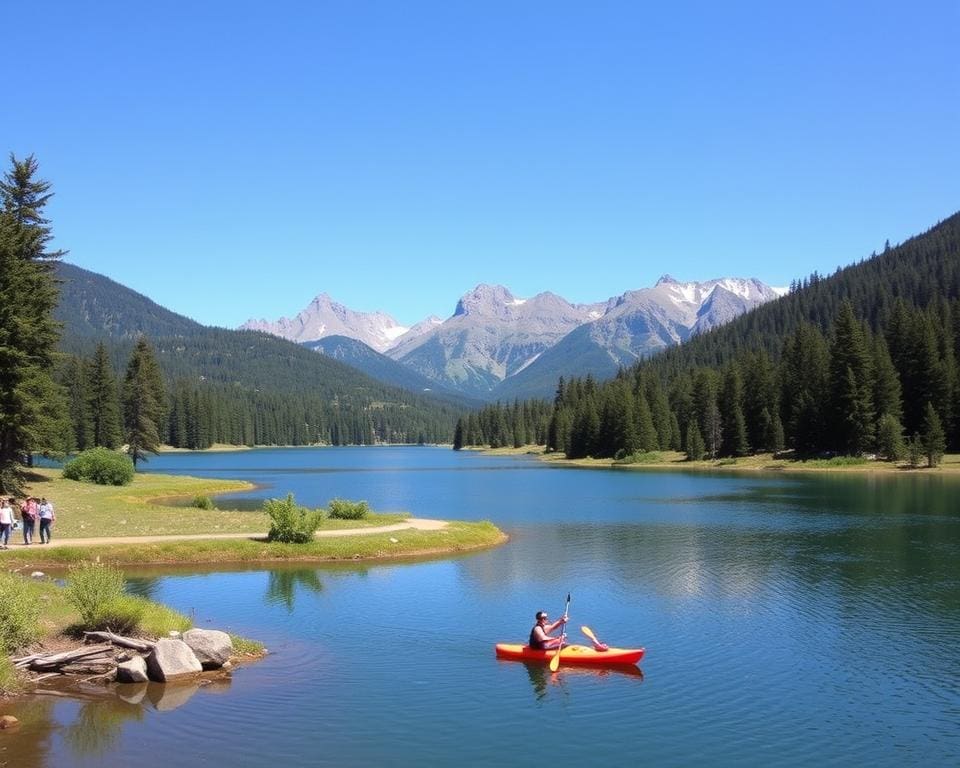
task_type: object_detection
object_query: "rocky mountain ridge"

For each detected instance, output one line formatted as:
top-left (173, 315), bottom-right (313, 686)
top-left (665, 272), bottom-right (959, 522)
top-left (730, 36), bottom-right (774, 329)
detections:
top-left (242, 276), bottom-right (786, 399)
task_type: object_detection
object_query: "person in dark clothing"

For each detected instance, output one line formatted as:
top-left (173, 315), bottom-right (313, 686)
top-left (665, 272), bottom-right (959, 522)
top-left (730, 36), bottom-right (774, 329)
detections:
top-left (529, 610), bottom-right (567, 650)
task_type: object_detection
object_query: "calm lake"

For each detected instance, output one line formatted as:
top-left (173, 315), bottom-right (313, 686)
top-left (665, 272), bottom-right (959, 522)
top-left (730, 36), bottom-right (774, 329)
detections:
top-left (8, 447), bottom-right (960, 767)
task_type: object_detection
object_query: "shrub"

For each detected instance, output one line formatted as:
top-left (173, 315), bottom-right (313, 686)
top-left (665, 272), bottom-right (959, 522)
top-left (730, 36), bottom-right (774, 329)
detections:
top-left (0, 655), bottom-right (20, 695)
top-left (327, 498), bottom-right (370, 520)
top-left (264, 493), bottom-right (324, 543)
top-left (65, 562), bottom-right (126, 628)
top-left (0, 573), bottom-right (42, 653)
top-left (63, 448), bottom-right (135, 486)
top-left (192, 495), bottom-right (215, 510)
top-left (91, 595), bottom-right (145, 634)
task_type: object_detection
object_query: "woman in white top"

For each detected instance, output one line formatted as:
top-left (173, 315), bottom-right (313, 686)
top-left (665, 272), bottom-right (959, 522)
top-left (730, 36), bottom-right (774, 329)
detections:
top-left (0, 499), bottom-right (14, 549)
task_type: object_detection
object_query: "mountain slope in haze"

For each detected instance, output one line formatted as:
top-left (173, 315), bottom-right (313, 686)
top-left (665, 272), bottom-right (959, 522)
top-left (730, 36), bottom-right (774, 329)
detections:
top-left (53, 263), bottom-right (466, 445)
top-left (305, 335), bottom-right (482, 408)
top-left (241, 294), bottom-right (415, 353)
top-left (54, 262), bottom-right (207, 342)
top-left (384, 284), bottom-right (604, 398)
top-left (638, 210), bottom-right (960, 376)
top-left (244, 276), bottom-right (783, 400)
top-left (494, 276), bottom-right (784, 399)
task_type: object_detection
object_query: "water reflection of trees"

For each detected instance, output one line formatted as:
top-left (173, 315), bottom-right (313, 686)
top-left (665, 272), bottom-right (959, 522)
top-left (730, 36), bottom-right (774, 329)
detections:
top-left (124, 576), bottom-right (162, 600)
top-left (459, 473), bottom-right (960, 615)
top-left (266, 568), bottom-right (325, 611)
top-left (64, 696), bottom-right (144, 757)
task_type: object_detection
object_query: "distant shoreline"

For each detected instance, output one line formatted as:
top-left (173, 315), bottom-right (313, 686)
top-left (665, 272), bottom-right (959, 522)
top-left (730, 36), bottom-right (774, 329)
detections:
top-left (471, 445), bottom-right (960, 475)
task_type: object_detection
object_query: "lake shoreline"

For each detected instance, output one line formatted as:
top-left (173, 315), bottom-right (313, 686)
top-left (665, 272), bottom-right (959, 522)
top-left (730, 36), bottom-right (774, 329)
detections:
top-left (470, 445), bottom-right (960, 475)
top-left (18, 468), bottom-right (507, 567)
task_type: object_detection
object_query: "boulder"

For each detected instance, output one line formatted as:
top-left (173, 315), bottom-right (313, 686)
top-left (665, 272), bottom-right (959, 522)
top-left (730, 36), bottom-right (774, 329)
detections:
top-left (145, 638), bottom-right (202, 682)
top-left (0, 715), bottom-right (19, 729)
top-left (183, 629), bottom-right (233, 670)
top-left (116, 655), bottom-right (149, 684)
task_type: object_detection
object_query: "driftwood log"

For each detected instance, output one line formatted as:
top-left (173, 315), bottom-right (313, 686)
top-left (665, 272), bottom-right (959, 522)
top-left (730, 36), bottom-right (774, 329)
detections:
top-left (23, 644), bottom-right (115, 672)
top-left (83, 631), bottom-right (156, 652)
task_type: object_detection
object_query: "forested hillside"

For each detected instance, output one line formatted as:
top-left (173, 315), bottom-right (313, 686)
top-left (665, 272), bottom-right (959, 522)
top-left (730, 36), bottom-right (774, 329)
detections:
top-left (455, 211), bottom-right (960, 462)
top-left (54, 263), bottom-right (466, 447)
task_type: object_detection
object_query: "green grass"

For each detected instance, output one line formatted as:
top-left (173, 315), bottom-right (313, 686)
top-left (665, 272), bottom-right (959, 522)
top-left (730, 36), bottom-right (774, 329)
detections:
top-left (800, 456), bottom-right (869, 468)
top-left (613, 451), bottom-right (664, 465)
top-left (0, 569), bottom-right (262, 694)
top-left (0, 521), bottom-right (506, 567)
top-left (229, 633), bottom-right (266, 656)
top-left (23, 468), bottom-right (410, 538)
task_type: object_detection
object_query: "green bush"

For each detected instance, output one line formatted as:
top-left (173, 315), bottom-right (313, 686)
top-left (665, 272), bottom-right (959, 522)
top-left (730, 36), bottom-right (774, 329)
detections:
top-left (0, 573), bottom-right (42, 653)
top-left (264, 493), bottom-right (324, 543)
top-left (327, 498), bottom-right (370, 520)
top-left (91, 595), bottom-right (145, 634)
top-left (65, 562), bottom-right (126, 628)
top-left (63, 448), bottom-right (135, 486)
top-left (192, 495), bottom-right (215, 510)
top-left (0, 654), bottom-right (20, 694)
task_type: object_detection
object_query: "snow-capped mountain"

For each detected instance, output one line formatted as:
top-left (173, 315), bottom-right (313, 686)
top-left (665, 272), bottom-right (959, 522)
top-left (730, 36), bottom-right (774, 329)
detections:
top-left (241, 276), bottom-right (786, 399)
top-left (383, 284), bottom-right (605, 395)
top-left (240, 293), bottom-right (414, 354)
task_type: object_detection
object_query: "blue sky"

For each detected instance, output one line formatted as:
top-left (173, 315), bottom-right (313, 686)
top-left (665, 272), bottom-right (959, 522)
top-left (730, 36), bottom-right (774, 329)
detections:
top-left (6, 1), bottom-right (959, 328)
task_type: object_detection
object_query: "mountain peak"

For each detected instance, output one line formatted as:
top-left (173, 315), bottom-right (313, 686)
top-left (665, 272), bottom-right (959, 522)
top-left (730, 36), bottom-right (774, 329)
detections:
top-left (453, 284), bottom-right (519, 317)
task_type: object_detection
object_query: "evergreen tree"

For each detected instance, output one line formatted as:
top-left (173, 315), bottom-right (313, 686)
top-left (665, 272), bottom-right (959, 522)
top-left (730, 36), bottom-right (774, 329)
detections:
top-left (828, 301), bottom-right (875, 454)
top-left (872, 335), bottom-right (903, 423)
top-left (0, 154), bottom-right (65, 492)
top-left (568, 397), bottom-right (600, 459)
top-left (86, 342), bottom-right (122, 448)
top-left (780, 324), bottom-right (829, 454)
top-left (921, 402), bottom-right (946, 468)
top-left (61, 356), bottom-right (91, 452)
top-left (122, 337), bottom-right (166, 467)
top-left (742, 350), bottom-right (779, 451)
top-left (876, 413), bottom-right (906, 461)
top-left (633, 389), bottom-right (658, 452)
top-left (685, 423), bottom-right (705, 461)
top-left (720, 364), bottom-right (750, 456)
top-left (452, 418), bottom-right (464, 450)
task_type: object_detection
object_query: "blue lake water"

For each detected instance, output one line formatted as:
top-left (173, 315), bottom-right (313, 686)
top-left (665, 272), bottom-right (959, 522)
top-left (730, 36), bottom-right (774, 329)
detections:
top-left (8, 447), bottom-right (960, 766)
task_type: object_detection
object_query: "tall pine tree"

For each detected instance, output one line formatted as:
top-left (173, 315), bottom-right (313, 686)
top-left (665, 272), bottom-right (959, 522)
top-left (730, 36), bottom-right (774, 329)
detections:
top-left (122, 337), bottom-right (166, 467)
top-left (0, 154), bottom-right (66, 492)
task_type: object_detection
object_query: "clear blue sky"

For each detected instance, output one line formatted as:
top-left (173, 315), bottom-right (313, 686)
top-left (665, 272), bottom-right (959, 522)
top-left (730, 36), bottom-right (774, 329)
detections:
top-left (6, 1), bottom-right (959, 328)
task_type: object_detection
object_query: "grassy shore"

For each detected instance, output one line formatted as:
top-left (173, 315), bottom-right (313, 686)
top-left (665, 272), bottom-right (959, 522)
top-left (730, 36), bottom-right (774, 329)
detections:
top-left (475, 445), bottom-right (960, 474)
top-left (0, 521), bottom-right (506, 567)
top-left (0, 569), bottom-right (265, 695)
top-left (11, 468), bottom-right (505, 566)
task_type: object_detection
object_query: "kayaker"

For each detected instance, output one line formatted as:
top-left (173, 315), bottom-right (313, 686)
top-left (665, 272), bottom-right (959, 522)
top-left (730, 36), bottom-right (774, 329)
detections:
top-left (529, 610), bottom-right (567, 650)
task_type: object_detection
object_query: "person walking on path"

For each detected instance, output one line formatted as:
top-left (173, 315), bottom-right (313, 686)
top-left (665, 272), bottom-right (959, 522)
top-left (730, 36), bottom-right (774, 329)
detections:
top-left (0, 499), bottom-right (13, 549)
top-left (38, 498), bottom-right (55, 544)
top-left (20, 497), bottom-right (37, 545)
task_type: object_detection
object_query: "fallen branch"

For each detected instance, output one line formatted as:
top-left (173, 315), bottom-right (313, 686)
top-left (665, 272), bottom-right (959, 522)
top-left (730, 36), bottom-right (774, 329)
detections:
top-left (27, 644), bottom-right (114, 672)
top-left (83, 631), bottom-right (156, 652)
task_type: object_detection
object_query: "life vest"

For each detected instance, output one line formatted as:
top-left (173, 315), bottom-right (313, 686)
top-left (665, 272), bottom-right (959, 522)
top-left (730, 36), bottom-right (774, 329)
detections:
top-left (529, 625), bottom-right (546, 649)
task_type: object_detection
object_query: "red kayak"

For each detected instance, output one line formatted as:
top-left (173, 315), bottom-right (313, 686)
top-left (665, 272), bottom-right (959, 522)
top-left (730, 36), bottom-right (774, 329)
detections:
top-left (495, 643), bottom-right (644, 667)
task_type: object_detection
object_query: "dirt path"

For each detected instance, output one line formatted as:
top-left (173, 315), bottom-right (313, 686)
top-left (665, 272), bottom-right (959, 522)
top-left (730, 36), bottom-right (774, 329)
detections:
top-left (7, 518), bottom-right (449, 548)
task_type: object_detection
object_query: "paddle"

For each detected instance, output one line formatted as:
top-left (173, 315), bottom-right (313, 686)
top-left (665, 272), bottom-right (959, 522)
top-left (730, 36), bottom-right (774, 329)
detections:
top-left (581, 625), bottom-right (608, 651)
top-left (549, 593), bottom-right (571, 673)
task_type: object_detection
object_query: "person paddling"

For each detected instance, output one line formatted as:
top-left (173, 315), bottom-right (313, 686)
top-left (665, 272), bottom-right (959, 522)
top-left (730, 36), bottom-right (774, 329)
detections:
top-left (529, 610), bottom-right (567, 650)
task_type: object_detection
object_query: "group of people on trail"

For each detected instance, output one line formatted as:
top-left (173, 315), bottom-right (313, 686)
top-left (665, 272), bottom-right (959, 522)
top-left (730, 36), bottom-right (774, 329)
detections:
top-left (0, 496), bottom-right (55, 549)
